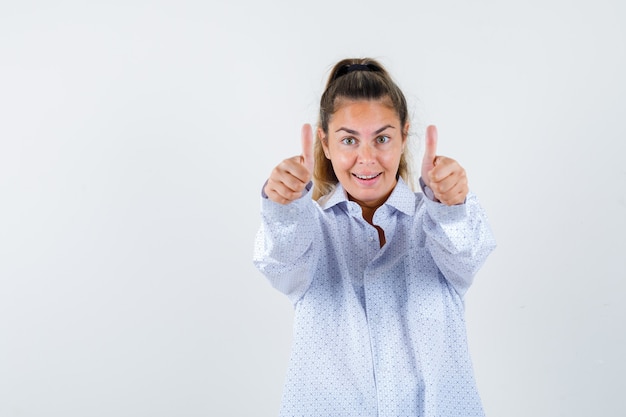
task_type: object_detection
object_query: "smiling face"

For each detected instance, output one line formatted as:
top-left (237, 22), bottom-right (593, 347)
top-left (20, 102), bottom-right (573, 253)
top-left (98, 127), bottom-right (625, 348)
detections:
top-left (320, 99), bottom-right (407, 214)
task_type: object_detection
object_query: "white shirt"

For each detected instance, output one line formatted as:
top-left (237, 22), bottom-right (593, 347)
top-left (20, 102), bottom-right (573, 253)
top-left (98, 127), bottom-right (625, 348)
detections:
top-left (253, 178), bottom-right (496, 417)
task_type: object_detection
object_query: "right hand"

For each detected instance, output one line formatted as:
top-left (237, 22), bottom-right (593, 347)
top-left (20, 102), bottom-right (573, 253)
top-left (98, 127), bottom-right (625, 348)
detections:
top-left (264, 124), bottom-right (315, 205)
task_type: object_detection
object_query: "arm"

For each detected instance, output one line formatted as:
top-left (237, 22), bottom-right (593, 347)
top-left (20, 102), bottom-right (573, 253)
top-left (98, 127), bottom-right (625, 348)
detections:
top-left (253, 189), bottom-right (318, 303)
top-left (252, 125), bottom-right (318, 303)
top-left (419, 125), bottom-right (496, 296)
top-left (421, 193), bottom-right (496, 297)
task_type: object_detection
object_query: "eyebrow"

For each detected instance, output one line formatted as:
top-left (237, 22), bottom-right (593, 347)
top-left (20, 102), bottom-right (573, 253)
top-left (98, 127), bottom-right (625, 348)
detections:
top-left (335, 125), bottom-right (395, 135)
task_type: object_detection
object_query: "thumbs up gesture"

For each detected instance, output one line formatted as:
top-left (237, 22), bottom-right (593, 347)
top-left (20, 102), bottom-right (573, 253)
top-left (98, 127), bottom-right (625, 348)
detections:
top-left (264, 124), bottom-right (315, 205)
top-left (421, 125), bottom-right (468, 206)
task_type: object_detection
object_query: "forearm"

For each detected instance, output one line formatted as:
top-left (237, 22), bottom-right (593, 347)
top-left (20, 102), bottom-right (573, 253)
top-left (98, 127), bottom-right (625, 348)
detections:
top-left (253, 193), bottom-right (318, 302)
top-left (422, 193), bottom-right (496, 296)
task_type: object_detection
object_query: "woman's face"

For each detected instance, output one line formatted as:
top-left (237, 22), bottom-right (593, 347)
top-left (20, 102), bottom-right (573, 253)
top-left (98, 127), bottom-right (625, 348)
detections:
top-left (320, 99), bottom-right (407, 211)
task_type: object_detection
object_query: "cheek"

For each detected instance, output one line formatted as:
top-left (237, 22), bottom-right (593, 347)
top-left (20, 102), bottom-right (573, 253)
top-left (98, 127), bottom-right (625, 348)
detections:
top-left (382, 149), bottom-right (403, 167)
top-left (330, 151), bottom-right (356, 171)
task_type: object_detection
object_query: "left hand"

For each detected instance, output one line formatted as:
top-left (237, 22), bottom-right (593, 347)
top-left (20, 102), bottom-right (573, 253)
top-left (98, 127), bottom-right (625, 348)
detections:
top-left (421, 125), bottom-right (468, 206)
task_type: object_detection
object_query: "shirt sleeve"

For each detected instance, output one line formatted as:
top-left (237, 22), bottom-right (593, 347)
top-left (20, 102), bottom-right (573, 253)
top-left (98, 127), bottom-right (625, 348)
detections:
top-left (253, 185), bottom-right (318, 304)
top-left (420, 192), bottom-right (496, 297)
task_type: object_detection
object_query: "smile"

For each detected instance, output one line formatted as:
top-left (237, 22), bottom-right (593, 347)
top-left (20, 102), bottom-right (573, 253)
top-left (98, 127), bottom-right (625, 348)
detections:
top-left (353, 173), bottom-right (381, 180)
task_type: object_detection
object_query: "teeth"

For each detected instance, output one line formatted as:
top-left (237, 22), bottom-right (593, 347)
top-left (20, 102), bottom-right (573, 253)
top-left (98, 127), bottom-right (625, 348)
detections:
top-left (355, 173), bottom-right (379, 180)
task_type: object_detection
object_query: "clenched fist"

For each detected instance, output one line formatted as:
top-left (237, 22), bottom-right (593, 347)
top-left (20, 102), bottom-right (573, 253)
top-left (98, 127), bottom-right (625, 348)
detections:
top-left (421, 125), bottom-right (468, 206)
top-left (264, 124), bottom-right (315, 205)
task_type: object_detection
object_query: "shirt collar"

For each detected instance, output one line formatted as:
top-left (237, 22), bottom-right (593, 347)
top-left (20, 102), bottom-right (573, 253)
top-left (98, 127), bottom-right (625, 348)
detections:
top-left (319, 177), bottom-right (416, 216)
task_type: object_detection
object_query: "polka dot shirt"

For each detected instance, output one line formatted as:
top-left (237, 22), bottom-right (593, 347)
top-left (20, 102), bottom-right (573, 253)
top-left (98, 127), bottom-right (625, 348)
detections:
top-left (253, 178), bottom-right (496, 417)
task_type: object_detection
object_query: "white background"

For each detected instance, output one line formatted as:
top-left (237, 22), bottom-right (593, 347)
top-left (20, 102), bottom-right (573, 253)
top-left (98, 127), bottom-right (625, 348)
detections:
top-left (1, 1), bottom-right (625, 416)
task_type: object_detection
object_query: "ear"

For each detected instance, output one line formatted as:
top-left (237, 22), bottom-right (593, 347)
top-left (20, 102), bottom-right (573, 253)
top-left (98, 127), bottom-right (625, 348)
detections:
top-left (318, 127), bottom-right (331, 159)
top-left (402, 122), bottom-right (410, 151)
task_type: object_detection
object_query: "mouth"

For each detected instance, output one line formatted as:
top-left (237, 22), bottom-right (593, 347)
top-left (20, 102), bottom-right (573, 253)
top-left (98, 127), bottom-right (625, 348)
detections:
top-left (353, 172), bottom-right (382, 180)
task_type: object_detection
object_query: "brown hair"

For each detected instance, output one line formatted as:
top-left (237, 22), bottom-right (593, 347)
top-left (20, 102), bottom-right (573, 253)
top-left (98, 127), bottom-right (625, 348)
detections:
top-left (312, 58), bottom-right (414, 200)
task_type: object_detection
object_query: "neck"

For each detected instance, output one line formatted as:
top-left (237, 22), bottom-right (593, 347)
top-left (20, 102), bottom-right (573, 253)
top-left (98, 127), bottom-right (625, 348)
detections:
top-left (360, 206), bottom-right (376, 225)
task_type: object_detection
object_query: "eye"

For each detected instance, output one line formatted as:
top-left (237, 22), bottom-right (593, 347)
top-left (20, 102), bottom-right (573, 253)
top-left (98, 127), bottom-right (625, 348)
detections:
top-left (376, 135), bottom-right (390, 144)
top-left (341, 137), bottom-right (356, 145)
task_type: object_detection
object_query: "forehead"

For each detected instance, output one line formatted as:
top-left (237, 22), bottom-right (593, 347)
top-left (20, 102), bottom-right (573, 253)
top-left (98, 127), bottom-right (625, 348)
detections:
top-left (329, 99), bottom-right (400, 127)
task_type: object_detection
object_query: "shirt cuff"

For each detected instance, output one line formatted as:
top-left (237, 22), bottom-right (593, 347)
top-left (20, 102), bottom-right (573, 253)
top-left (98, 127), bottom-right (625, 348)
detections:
top-left (419, 177), bottom-right (439, 202)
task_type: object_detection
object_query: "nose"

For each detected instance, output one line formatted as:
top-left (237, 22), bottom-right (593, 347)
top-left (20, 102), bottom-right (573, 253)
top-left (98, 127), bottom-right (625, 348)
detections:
top-left (357, 143), bottom-right (375, 164)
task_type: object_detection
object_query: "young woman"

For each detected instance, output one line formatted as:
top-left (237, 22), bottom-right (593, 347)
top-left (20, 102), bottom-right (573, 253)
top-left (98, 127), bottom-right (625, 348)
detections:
top-left (254, 58), bottom-right (496, 416)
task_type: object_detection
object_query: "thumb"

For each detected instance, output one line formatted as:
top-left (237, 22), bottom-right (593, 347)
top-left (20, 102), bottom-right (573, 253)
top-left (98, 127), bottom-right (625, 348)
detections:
top-left (301, 123), bottom-right (314, 174)
top-left (423, 124), bottom-right (438, 165)
top-left (421, 125), bottom-right (438, 180)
